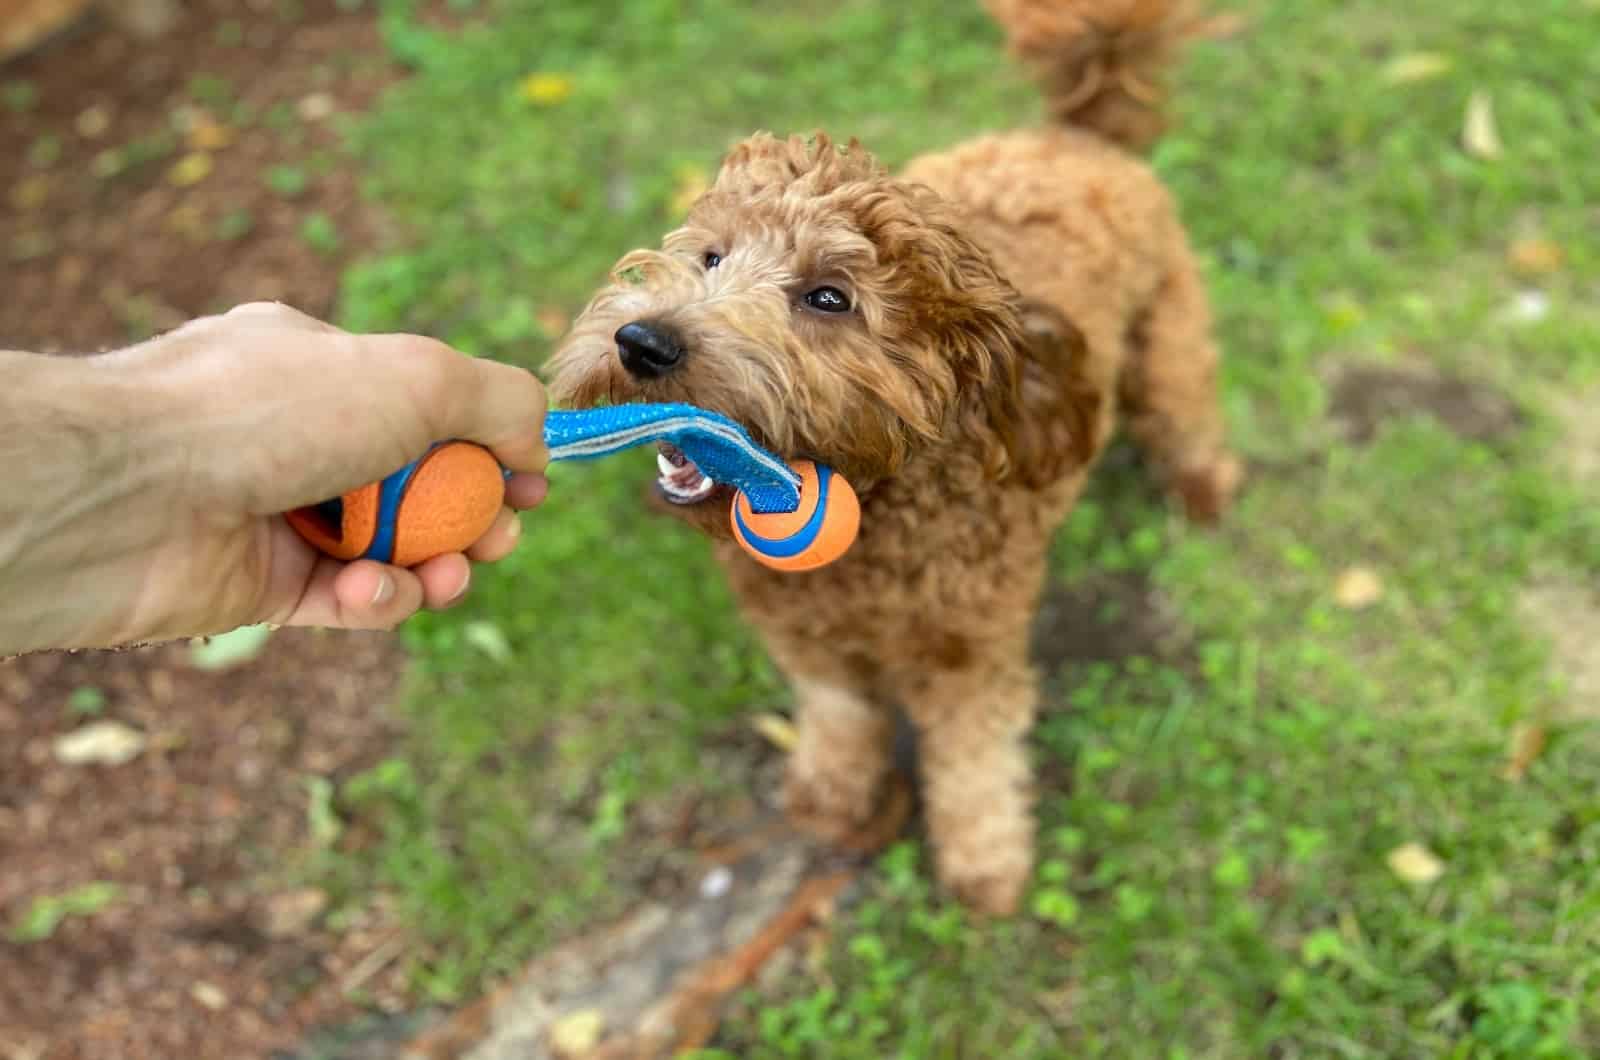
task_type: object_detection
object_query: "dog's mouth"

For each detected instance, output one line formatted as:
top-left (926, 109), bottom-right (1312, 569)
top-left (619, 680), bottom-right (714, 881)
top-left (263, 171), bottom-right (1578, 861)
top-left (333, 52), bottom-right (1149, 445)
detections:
top-left (655, 442), bottom-right (717, 505)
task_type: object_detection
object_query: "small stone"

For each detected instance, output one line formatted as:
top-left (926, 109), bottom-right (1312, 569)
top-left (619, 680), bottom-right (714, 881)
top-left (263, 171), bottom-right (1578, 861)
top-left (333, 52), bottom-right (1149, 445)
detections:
top-left (700, 866), bottom-right (734, 900)
top-left (261, 887), bottom-right (328, 938)
top-left (191, 982), bottom-right (229, 1010)
top-left (54, 721), bottom-right (147, 766)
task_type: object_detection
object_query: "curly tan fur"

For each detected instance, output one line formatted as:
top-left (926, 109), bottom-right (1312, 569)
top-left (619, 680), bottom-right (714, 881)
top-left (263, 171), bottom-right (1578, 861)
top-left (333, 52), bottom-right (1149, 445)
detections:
top-left (546, 0), bottom-right (1240, 915)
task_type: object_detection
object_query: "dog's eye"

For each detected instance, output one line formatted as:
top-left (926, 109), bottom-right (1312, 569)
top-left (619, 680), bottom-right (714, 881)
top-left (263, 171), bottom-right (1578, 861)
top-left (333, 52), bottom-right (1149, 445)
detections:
top-left (804, 286), bottom-right (851, 313)
top-left (702, 251), bottom-right (722, 270)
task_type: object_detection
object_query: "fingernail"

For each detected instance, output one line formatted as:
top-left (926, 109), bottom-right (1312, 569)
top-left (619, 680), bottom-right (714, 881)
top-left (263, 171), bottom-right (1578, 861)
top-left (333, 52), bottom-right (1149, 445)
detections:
top-left (448, 570), bottom-right (471, 605)
top-left (371, 572), bottom-right (395, 607)
top-left (506, 514), bottom-right (522, 541)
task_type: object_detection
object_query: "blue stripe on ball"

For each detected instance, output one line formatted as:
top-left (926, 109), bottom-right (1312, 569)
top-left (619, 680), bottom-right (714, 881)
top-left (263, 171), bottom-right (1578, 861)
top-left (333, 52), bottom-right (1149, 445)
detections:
top-left (733, 464), bottom-right (833, 559)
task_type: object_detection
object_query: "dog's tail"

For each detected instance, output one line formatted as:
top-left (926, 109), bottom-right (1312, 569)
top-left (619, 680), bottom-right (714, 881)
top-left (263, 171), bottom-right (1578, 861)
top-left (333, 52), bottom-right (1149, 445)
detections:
top-left (984, 0), bottom-right (1215, 151)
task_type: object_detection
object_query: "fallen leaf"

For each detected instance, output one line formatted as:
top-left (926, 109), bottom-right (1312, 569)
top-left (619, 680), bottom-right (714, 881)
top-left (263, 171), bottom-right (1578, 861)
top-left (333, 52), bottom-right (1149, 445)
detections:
top-left (1382, 52), bottom-right (1453, 84)
top-left (1387, 842), bottom-right (1445, 884)
top-left (548, 1007), bottom-right (605, 1058)
top-left (189, 624), bottom-right (272, 670)
top-left (1463, 91), bottom-right (1502, 160)
top-left (10, 174), bottom-right (50, 211)
top-left (520, 72), bottom-right (574, 106)
top-left (1507, 238), bottom-right (1564, 277)
top-left (76, 103), bottom-right (112, 139)
top-left (296, 92), bottom-right (336, 122)
top-left (53, 721), bottom-right (147, 766)
top-left (1333, 567), bottom-right (1383, 610)
top-left (190, 982), bottom-right (228, 1011)
top-left (10, 883), bottom-right (121, 943)
top-left (669, 163), bottom-right (710, 216)
top-left (185, 117), bottom-right (234, 151)
top-left (167, 151), bottom-right (214, 186)
top-left (751, 712), bottom-right (798, 752)
top-left (1501, 722), bottom-right (1547, 782)
top-left (463, 621), bottom-right (513, 663)
top-left (305, 776), bottom-right (343, 847)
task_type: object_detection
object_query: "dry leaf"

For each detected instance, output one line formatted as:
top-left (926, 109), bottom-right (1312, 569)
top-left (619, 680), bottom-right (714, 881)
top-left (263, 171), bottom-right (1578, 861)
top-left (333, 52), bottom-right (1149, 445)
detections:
top-left (520, 72), bottom-right (574, 106)
top-left (1333, 567), bottom-right (1383, 610)
top-left (11, 174), bottom-right (50, 211)
top-left (54, 721), bottom-right (147, 766)
top-left (1501, 722), bottom-right (1547, 782)
top-left (1387, 842), bottom-right (1445, 884)
top-left (548, 1008), bottom-right (605, 1058)
top-left (167, 151), bottom-right (214, 187)
top-left (1382, 52), bottom-right (1453, 84)
top-left (751, 712), bottom-right (798, 752)
top-left (1507, 238), bottom-right (1564, 277)
top-left (190, 982), bottom-right (228, 1010)
top-left (1463, 91), bottom-right (1502, 160)
top-left (186, 117), bottom-right (234, 151)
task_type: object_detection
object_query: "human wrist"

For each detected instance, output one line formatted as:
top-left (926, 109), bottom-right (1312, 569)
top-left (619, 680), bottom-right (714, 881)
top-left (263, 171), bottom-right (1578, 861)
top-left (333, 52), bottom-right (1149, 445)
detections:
top-left (0, 349), bottom-right (184, 653)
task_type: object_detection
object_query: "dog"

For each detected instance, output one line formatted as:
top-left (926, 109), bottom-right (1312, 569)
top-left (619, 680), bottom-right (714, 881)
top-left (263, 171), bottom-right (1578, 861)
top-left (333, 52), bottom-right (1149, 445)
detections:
top-left (547, 0), bottom-right (1242, 915)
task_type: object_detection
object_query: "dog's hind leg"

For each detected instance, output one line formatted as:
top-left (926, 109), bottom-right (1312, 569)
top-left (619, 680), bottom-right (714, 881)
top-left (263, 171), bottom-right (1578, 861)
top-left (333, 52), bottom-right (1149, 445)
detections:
top-left (1119, 239), bottom-right (1242, 523)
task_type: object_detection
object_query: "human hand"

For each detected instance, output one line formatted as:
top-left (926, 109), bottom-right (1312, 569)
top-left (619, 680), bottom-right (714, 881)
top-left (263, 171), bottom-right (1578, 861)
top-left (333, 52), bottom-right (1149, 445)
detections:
top-left (0, 302), bottom-right (549, 654)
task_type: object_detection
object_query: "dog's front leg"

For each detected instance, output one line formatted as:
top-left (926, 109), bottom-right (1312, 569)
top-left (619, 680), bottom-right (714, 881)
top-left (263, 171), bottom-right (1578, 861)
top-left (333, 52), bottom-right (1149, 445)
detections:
top-left (898, 654), bottom-right (1038, 916)
top-left (780, 675), bottom-right (894, 844)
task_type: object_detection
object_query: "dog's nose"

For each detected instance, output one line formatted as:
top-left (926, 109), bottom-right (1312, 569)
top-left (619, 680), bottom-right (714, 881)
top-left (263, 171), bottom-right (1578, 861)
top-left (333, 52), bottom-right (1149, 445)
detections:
top-left (615, 321), bottom-right (686, 378)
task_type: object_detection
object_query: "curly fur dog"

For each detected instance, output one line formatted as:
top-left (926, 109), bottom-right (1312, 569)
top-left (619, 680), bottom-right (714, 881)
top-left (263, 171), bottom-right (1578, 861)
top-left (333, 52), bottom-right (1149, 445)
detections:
top-left (547, 0), bottom-right (1241, 914)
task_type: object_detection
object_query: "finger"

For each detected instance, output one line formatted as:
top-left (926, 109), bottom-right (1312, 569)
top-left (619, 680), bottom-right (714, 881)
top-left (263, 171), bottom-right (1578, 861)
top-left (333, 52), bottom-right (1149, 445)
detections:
top-left (465, 507), bottom-right (522, 563)
top-left (378, 336), bottom-right (549, 474)
top-left (279, 558), bottom-right (425, 630)
top-left (504, 472), bottom-right (549, 510)
top-left (413, 552), bottom-right (472, 609)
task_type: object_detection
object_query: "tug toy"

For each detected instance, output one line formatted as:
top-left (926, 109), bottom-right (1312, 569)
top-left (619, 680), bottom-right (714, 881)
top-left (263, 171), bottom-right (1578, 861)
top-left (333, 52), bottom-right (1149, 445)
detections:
top-left (285, 404), bottom-right (860, 573)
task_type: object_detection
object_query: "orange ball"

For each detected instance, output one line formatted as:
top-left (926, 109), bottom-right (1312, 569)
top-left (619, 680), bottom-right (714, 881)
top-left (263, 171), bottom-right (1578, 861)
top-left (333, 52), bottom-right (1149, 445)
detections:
top-left (286, 442), bottom-right (505, 567)
top-left (730, 460), bottom-right (860, 572)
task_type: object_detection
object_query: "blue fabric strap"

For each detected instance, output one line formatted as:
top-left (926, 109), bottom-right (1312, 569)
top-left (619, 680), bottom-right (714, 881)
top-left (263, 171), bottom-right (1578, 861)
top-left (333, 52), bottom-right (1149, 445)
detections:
top-left (542, 404), bottom-right (802, 515)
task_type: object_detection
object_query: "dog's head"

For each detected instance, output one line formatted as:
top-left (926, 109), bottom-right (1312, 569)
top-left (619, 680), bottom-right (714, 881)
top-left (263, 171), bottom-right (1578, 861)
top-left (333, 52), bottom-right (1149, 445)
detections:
top-left (546, 132), bottom-right (1038, 528)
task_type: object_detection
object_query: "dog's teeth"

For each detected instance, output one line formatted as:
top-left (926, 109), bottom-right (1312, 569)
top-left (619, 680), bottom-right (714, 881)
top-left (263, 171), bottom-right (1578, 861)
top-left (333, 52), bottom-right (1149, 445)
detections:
top-left (657, 452), bottom-right (679, 479)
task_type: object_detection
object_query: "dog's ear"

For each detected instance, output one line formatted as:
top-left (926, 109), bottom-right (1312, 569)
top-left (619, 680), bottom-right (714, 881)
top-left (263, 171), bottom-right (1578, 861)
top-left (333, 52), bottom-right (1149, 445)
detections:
top-left (997, 299), bottom-right (1104, 487)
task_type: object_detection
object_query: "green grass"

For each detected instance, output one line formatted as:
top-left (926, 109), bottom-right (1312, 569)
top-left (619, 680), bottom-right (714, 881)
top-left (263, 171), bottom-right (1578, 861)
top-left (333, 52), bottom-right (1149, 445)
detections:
top-left (324, 0), bottom-right (1600, 1052)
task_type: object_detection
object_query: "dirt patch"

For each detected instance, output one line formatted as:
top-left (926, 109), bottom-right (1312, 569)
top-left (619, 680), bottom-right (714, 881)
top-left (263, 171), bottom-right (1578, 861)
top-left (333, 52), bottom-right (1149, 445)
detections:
top-left (1031, 571), bottom-right (1189, 679)
top-left (0, 631), bottom-right (414, 1060)
top-left (0, 3), bottom-right (428, 1057)
top-left (1519, 581), bottom-right (1600, 719)
top-left (1, 0), bottom-right (397, 354)
top-left (1329, 364), bottom-right (1523, 447)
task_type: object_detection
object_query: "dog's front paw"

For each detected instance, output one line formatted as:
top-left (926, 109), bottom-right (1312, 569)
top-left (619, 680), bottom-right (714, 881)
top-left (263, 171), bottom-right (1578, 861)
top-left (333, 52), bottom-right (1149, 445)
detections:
top-left (944, 866), bottom-right (1030, 917)
top-left (782, 765), bottom-right (880, 846)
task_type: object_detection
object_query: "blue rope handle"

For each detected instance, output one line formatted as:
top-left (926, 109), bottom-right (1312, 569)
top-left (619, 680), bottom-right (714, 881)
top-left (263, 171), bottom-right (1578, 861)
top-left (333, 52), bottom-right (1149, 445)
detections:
top-left (542, 404), bottom-right (802, 515)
